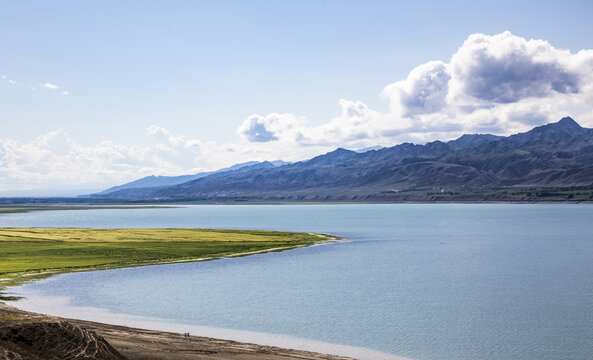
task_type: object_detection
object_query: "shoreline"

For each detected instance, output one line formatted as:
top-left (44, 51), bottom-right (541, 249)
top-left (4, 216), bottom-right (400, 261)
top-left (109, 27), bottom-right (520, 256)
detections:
top-left (3, 290), bottom-right (406, 360)
top-left (1, 201), bottom-right (592, 215)
top-left (0, 301), bottom-right (355, 360)
top-left (0, 241), bottom-right (324, 291)
top-left (0, 228), bottom-right (365, 359)
top-left (0, 227), bottom-right (340, 292)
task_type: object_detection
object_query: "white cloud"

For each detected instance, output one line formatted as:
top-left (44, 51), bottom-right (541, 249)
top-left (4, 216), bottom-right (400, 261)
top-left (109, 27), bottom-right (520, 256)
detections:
top-left (236, 113), bottom-right (306, 142)
top-left (3, 31), bottom-right (593, 193)
top-left (146, 125), bottom-right (188, 146)
top-left (40, 82), bottom-right (59, 90)
top-left (33, 129), bottom-right (73, 155)
top-left (239, 31), bottom-right (593, 147)
top-left (0, 123), bottom-right (344, 193)
top-left (448, 31), bottom-right (581, 105)
top-left (237, 115), bottom-right (278, 142)
top-left (0, 128), bottom-right (208, 192)
top-left (295, 99), bottom-right (402, 147)
top-left (382, 60), bottom-right (451, 117)
top-left (1, 75), bottom-right (70, 93)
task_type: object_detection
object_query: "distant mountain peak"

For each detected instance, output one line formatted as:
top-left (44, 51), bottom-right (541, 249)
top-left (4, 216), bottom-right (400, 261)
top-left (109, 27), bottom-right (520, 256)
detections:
top-left (90, 159), bottom-right (286, 196)
top-left (447, 133), bottom-right (503, 150)
top-left (529, 116), bottom-right (584, 136)
top-left (456, 134), bottom-right (489, 140)
top-left (322, 147), bottom-right (357, 158)
top-left (228, 161), bottom-right (260, 170)
top-left (89, 116), bottom-right (593, 201)
top-left (332, 147), bottom-right (354, 153)
top-left (305, 147), bottom-right (357, 166)
top-left (556, 116), bottom-right (581, 129)
top-left (354, 145), bottom-right (385, 153)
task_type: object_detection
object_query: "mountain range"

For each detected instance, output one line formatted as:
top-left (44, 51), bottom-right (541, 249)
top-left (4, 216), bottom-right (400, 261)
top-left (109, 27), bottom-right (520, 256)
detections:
top-left (91, 160), bottom-right (289, 196)
top-left (90, 117), bottom-right (593, 201)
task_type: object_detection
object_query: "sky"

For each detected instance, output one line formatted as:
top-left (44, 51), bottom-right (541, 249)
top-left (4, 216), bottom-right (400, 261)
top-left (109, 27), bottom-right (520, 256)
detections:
top-left (2, 0), bottom-right (593, 195)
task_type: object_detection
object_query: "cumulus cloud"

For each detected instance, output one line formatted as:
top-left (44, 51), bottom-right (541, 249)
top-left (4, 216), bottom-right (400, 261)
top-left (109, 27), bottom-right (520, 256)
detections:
top-left (146, 125), bottom-right (187, 146)
top-left (0, 127), bottom-right (208, 192)
top-left (448, 31), bottom-right (581, 105)
top-left (0, 123), bottom-right (337, 193)
top-left (377, 32), bottom-right (593, 135)
top-left (383, 60), bottom-right (451, 116)
top-left (4, 31), bottom-right (593, 192)
top-left (296, 99), bottom-right (401, 147)
top-left (236, 31), bottom-right (593, 150)
top-left (33, 129), bottom-right (73, 155)
top-left (237, 113), bottom-right (305, 142)
top-left (237, 115), bottom-right (278, 142)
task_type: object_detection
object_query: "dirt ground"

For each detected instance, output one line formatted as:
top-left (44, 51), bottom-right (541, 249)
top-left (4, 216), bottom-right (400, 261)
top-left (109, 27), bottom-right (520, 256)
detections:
top-left (0, 303), bottom-right (352, 360)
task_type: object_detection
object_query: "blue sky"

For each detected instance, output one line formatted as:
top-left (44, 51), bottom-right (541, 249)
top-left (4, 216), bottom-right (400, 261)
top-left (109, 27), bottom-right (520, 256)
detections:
top-left (1, 0), bottom-right (593, 194)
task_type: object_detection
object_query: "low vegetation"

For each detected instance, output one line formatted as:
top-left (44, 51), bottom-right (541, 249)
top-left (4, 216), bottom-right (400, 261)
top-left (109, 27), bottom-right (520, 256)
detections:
top-left (0, 228), bottom-right (338, 295)
top-left (389, 185), bottom-right (593, 201)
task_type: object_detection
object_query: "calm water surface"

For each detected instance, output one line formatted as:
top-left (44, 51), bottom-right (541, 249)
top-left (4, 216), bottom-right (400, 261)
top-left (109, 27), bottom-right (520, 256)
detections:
top-left (2, 204), bottom-right (593, 360)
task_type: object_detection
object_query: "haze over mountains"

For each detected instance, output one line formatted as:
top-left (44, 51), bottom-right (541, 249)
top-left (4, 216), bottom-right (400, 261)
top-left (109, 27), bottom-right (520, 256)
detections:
top-left (93, 160), bottom-right (289, 195)
top-left (90, 117), bottom-right (593, 201)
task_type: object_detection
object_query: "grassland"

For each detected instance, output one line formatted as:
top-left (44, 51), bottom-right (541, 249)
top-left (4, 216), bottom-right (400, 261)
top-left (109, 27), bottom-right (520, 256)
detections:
top-left (382, 185), bottom-right (593, 202)
top-left (0, 227), bottom-right (338, 298)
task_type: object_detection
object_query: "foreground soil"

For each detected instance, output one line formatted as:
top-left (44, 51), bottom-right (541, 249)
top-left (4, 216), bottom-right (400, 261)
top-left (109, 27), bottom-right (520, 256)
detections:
top-left (0, 303), bottom-right (352, 360)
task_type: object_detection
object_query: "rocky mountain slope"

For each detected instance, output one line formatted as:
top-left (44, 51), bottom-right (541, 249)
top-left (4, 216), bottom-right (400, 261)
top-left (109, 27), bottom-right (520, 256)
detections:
top-left (92, 161), bottom-right (288, 196)
top-left (91, 117), bottom-right (593, 201)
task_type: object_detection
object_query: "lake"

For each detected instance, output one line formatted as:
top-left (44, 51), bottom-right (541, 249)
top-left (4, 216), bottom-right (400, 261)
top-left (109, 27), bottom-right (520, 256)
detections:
top-left (2, 204), bottom-right (593, 360)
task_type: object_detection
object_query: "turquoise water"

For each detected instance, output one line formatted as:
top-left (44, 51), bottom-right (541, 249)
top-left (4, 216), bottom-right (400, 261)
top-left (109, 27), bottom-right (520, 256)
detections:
top-left (3, 204), bottom-right (593, 359)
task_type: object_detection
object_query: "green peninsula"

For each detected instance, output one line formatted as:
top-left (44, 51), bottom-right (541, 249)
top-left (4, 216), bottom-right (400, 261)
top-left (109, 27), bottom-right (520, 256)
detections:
top-left (0, 228), bottom-right (337, 296)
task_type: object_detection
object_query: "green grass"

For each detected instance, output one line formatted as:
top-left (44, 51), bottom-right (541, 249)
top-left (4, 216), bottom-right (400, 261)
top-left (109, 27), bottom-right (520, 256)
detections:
top-left (0, 228), bottom-right (338, 292)
top-left (386, 185), bottom-right (593, 201)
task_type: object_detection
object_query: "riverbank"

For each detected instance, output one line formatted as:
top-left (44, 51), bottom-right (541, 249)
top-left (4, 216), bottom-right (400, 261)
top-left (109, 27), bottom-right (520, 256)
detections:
top-left (0, 302), bottom-right (352, 360)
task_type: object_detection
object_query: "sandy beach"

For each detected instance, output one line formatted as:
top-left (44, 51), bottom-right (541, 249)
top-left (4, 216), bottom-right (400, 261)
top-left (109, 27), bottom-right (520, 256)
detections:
top-left (0, 302), bottom-right (353, 360)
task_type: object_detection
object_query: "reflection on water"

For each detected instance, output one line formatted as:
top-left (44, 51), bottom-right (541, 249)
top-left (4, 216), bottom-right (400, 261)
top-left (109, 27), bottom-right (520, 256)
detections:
top-left (3, 204), bottom-right (593, 360)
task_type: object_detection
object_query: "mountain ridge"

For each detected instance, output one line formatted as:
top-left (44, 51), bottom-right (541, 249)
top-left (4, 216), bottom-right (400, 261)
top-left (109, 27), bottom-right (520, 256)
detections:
top-left (90, 117), bottom-right (593, 201)
top-left (92, 160), bottom-right (289, 196)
